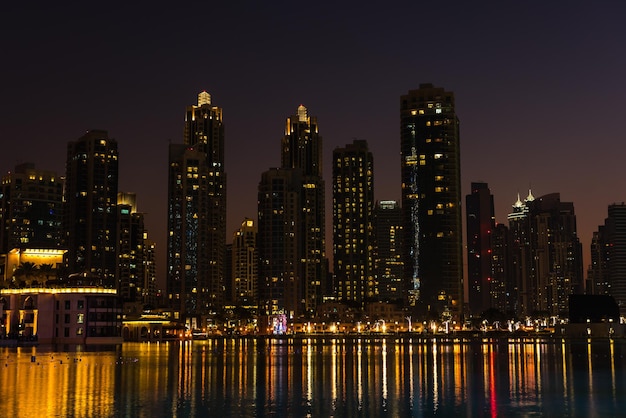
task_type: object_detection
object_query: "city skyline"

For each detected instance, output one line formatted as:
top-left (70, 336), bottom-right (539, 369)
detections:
top-left (2, 2), bottom-right (626, 285)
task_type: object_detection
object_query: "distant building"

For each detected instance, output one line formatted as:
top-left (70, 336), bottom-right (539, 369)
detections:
top-left (167, 92), bottom-right (226, 317)
top-left (589, 203), bottom-right (626, 312)
top-left (332, 139), bottom-right (374, 306)
top-left (465, 182), bottom-right (495, 316)
top-left (373, 201), bottom-right (404, 303)
top-left (508, 192), bottom-right (583, 316)
top-left (232, 218), bottom-right (258, 308)
top-left (116, 192), bottom-right (148, 304)
top-left (64, 130), bottom-right (118, 286)
top-left (491, 223), bottom-right (513, 314)
top-left (0, 286), bottom-right (122, 344)
top-left (400, 84), bottom-right (463, 319)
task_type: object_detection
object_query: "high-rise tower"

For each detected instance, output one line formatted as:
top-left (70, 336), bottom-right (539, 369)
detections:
top-left (400, 84), bottom-right (463, 319)
top-left (332, 139), bottom-right (374, 305)
top-left (64, 130), bottom-right (118, 285)
top-left (280, 105), bottom-right (326, 317)
top-left (167, 92), bottom-right (226, 317)
top-left (466, 182), bottom-right (496, 316)
top-left (508, 192), bottom-right (583, 316)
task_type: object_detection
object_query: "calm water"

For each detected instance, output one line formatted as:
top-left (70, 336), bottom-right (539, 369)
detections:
top-left (1, 336), bottom-right (625, 417)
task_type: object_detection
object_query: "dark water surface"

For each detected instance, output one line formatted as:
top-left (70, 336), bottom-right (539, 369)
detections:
top-left (2, 337), bottom-right (625, 417)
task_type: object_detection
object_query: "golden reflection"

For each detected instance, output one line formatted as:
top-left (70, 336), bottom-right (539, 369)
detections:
top-left (432, 339), bottom-right (439, 412)
top-left (1, 337), bottom-right (621, 416)
top-left (381, 339), bottom-right (388, 404)
top-left (357, 338), bottom-right (363, 408)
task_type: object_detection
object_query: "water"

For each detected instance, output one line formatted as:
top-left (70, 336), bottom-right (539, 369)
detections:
top-left (1, 336), bottom-right (625, 417)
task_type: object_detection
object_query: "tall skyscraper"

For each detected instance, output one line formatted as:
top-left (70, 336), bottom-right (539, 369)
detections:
top-left (64, 130), bottom-right (118, 285)
top-left (232, 218), bottom-right (258, 308)
top-left (508, 192), bottom-right (583, 316)
top-left (373, 200), bottom-right (404, 303)
top-left (466, 182), bottom-right (496, 316)
top-left (167, 92), bottom-right (226, 317)
top-left (0, 163), bottom-right (64, 253)
top-left (280, 105), bottom-right (326, 317)
top-left (400, 84), bottom-right (463, 319)
top-left (590, 203), bottom-right (626, 312)
top-left (332, 139), bottom-right (374, 306)
top-left (258, 168), bottom-right (301, 317)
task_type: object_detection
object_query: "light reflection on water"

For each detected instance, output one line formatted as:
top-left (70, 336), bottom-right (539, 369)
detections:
top-left (1, 337), bottom-right (625, 417)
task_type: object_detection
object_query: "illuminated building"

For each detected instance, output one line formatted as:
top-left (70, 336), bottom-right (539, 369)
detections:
top-left (508, 192), bottom-right (583, 316)
top-left (373, 200), bottom-right (404, 303)
top-left (0, 163), bottom-right (64, 272)
top-left (465, 182), bottom-right (496, 315)
top-left (167, 92), bottom-right (226, 317)
top-left (279, 105), bottom-right (327, 316)
top-left (64, 130), bottom-right (118, 286)
top-left (400, 84), bottom-right (463, 319)
top-left (589, 203), bottom-right (626, 312)
top-left (258, 168), bottom-right (301, 317)
top-left (0, 286), bottom-right (122, 344)
top-left (232, 218), bottom-right (258, 307)
top-left (332, 140), bottom-right (374, 305)
top-left (116, 192), bottom-right (148, 303)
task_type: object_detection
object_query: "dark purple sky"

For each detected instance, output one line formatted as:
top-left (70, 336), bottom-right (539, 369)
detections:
top-left (2, 2), bottom-right (625, 284)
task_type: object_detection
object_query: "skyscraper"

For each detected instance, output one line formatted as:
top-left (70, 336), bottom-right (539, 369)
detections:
top-left (400, 84), bottom-right (463, 319)
top-left (590, 203), bottom-right (626, 312)
top-left (167, 92), bottom-right (226, 317)
top-left (280, 105), bottom-right (326, 317)
top-left (0, 163), bottom-right (63, 253)
top-left (508, 192), bottom-right (583, 316)
top-left (257, 168), bottom-right (301, 317)
top-left (373, 200), bottom-right (404, 303)
top-left (332, 139), bottom-right (374, 306)
top-left (466, 182), bottom-right (495, 316)
top-left (64, 130), bottom-right (118, 285)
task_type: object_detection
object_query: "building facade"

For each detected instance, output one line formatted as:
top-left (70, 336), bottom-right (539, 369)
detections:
top-left (332, 139), bottom-right (374, 306)
top-left (232, 218), bottom-right (258, 308)
top-left (0, 287), bottom-right (122, 344)
top-left (167, 92), bottom-right (226, 317)
top-left (400, 84), bottom-right (463, 319)
top-left (64, 130), bottom-right (119, 286)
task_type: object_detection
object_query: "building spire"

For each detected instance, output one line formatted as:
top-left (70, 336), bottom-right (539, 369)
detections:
top-left (526, 189), bottom-right (535, 202)
top-left (297, 104), bottom-right (307, 122)
top-left (198, 91), bottom-right (211, 106)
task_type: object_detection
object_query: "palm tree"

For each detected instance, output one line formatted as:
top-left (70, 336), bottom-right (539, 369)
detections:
top-left (13, 262), bottom-right (38, 286)
top-left (38, 263), bottom-right (55, 285)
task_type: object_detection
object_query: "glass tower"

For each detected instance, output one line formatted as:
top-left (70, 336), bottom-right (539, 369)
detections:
top-left (400, 84), bottom-right (463, 320)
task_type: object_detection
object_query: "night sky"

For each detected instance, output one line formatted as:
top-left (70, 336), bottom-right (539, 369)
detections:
top-left (2, 2), bottom-right (625, 286)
